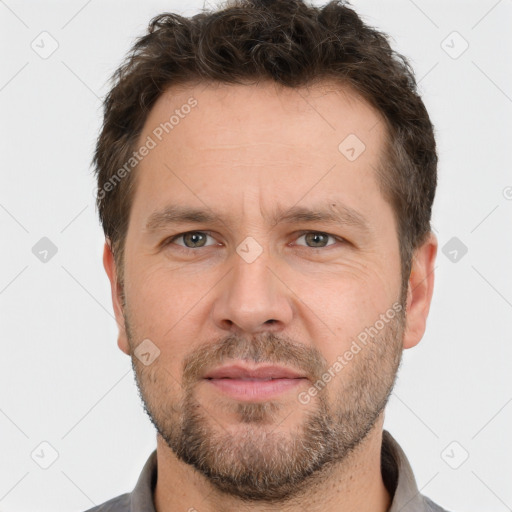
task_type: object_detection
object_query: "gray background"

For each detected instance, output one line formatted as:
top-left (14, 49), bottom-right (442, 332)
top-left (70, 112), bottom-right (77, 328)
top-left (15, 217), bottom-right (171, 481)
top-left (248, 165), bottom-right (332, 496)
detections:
top-left (1, 0), bottom-right (511, 511)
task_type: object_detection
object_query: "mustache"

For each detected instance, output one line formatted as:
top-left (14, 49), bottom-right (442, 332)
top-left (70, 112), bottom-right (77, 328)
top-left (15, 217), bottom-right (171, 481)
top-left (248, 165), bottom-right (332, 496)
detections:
top-left (181, 332), bottom-right (328, 388)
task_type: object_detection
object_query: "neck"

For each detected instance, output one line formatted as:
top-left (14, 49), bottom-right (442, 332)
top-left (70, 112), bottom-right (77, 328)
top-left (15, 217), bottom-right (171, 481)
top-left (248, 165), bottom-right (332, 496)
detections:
top-left (154, 414), bottom-right (391, 512)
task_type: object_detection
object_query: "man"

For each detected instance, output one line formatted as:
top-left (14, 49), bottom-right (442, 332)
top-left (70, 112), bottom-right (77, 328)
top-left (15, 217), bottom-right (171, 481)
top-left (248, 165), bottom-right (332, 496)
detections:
top-left (89, 0), bottom-right (447, 510)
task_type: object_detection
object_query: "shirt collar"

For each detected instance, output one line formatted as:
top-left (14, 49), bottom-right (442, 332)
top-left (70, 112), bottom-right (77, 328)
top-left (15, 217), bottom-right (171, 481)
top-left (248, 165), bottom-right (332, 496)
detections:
top-left (129, 450), bottom-right (157, 512)
top-left (382, 430), bottom-right (432, 511)
top-left (129, 429), bottom-right (431, 511)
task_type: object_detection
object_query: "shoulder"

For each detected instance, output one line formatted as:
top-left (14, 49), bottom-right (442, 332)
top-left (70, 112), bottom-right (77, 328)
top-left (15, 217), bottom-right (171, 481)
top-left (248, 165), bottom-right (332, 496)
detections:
top-left (82, 492), bottom-right (131, 512)
top-left (424, 495), bottom-right (452, 512)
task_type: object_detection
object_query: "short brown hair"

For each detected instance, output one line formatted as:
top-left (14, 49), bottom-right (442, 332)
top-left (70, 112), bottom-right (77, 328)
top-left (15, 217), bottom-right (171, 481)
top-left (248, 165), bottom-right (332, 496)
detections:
top-left (94, 0), bottom-right (437, 298)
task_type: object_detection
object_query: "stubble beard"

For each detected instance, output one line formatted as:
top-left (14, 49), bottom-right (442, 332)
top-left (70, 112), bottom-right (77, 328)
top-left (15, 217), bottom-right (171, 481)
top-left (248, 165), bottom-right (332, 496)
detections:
top-left (126, 304), bottom-right (405, 503)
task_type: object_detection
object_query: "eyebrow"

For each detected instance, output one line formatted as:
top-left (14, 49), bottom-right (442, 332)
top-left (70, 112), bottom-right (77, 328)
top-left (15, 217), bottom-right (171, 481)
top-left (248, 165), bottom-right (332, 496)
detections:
top-left (144, 203), bottom-right (371, 234)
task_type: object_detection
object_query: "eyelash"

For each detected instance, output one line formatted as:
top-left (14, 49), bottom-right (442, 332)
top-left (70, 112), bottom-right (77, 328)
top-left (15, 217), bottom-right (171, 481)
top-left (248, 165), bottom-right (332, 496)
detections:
top-left (163, 230), bottom-right (346, 253)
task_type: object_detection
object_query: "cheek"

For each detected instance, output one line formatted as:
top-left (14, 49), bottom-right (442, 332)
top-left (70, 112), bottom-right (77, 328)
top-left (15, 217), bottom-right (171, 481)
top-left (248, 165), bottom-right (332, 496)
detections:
top-left (128, 256), bottom-right (195, 312)
top-left (292, 265), bottom-right (397, 361)
top-left (298, 260), bottom-right (391, 316)
top-left (125, 263), bottom-right (213, 358)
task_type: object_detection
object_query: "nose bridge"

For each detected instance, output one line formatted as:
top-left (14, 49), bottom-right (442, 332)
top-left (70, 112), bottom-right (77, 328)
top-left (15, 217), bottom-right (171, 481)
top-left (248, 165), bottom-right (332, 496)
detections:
top-left (212, 237), bottom-right (293, 333)
top-left (233, 240), bottom-right (273, 297)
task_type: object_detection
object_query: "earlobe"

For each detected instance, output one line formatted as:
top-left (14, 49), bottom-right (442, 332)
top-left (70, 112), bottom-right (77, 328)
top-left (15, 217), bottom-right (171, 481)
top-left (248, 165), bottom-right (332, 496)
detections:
top-left (402, 232), bottom-right (438, 350)
top-left (102, 240), bottom-right (131, 356)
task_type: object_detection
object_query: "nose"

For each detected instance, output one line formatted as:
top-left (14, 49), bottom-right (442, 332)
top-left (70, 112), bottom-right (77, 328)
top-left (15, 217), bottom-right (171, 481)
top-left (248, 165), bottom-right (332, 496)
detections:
top-left (211, 248), bottom-right (293, 335)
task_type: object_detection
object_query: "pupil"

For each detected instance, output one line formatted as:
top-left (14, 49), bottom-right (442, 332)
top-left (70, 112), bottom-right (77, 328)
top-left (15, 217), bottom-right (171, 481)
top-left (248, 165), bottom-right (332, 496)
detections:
top-left (186, 233), bottom-right (204, 247)
top-left (183, 232), bottom-right (328, 248)
top-left (307, 233), bottom-right (327, 247)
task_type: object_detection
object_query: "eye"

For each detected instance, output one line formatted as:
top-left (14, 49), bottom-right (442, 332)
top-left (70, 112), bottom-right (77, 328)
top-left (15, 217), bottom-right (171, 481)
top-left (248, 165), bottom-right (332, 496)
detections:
top-left (163, 230), bottom-right (345, 253)
top-left (294, 231), bottom-right (340, 249)
top-left (166, 231), bottom-right (218, 250)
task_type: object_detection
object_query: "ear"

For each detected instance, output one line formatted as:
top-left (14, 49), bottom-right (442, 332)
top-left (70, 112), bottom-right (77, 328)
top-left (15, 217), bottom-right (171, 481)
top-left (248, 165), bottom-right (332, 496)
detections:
top-left (403, 232), bottom-right (438, 350)
top-left (103, 240), bottom-right (130, 355)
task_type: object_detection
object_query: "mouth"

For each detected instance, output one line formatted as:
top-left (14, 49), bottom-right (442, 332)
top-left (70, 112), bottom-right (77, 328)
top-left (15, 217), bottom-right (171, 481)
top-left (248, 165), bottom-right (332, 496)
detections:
top-left (203, 363), bottom-right (308, 401)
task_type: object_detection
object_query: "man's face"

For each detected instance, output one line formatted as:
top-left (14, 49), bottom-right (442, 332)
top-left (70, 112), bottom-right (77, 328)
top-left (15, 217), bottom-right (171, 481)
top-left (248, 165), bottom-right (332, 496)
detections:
top-left (115, 81), bottom-right (407, 500)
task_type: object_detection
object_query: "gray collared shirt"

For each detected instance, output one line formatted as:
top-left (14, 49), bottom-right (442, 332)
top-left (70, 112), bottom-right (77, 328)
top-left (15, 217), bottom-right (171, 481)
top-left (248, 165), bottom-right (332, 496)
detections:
top-left (84, 430), bottom-right (450, 511)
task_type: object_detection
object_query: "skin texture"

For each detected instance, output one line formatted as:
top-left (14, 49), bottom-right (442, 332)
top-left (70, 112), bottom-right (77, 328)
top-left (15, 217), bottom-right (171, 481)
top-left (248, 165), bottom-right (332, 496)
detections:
top-left (103, 80), bottom-right (437, 512)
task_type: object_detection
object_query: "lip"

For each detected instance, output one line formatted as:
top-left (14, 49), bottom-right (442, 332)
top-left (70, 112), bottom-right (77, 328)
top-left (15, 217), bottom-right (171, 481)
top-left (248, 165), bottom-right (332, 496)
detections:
top-left (204, 363), bottom-right (306, 380)
top-left (203, 363), bottom-right (307, 401)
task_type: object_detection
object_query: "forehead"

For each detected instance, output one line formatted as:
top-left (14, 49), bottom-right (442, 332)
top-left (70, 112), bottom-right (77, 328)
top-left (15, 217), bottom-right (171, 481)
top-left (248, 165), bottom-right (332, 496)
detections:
top-left (129, 79), bottom-right (391, 233)
top-left (144, 79), bottom-right (384, 154)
